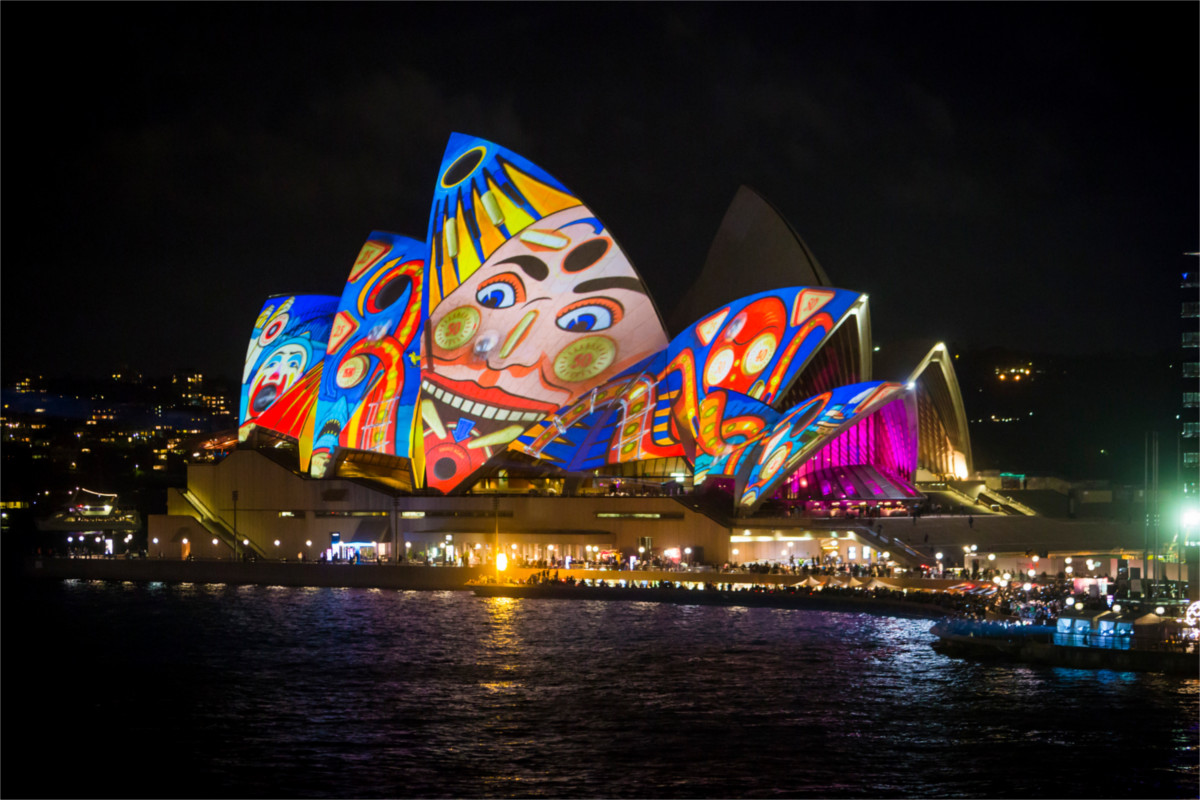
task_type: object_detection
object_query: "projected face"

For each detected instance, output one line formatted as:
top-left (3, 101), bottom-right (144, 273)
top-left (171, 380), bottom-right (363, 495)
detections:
top-left (248, 342), bottom-right (309, 416)
top-left (428, 206), bottom-right (659, 419)
top-left (422, 204), bottom-right (664, 491)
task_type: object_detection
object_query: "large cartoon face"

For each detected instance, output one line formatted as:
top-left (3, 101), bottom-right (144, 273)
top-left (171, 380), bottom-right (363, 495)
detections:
top-left (248, 342), bottom-right (310, 417)
top-left (426, 204), bottom-right (663, 420)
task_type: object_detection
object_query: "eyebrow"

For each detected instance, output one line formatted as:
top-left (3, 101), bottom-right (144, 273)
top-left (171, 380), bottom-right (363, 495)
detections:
top-left (556, 216), bottom-right (604, 234)
top-left (494, 255), bottom-right (548, 282)
top-left (573, 277), bottom-right (647, 295)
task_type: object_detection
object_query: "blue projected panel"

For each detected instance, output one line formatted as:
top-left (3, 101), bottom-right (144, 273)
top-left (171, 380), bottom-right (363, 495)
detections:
top-left (239, 295), bottom-right (338, 445)
top-left (310, 233), bottom-right (426, 478)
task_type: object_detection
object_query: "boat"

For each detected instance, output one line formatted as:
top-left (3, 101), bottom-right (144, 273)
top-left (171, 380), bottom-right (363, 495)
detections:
top-left (930, 613), bottom-right (1198, 675)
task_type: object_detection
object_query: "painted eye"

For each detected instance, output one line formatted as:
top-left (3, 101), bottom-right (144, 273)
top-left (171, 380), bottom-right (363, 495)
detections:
top-left (476, 284), bottom-right (513, 309)
top-left (557, 303), bottom-right (614, 332)
top-left (556, 298), bottom-right (622, 333)
top-left (476, 276), bottom-right (522, 309)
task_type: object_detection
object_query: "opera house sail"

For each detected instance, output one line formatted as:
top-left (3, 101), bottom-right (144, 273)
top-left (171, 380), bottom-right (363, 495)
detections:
top-left (230, 132), bottom-right (971, 515)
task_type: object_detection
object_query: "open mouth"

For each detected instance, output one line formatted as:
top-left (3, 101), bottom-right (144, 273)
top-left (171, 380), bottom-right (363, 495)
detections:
top-left (251, 384), bottom-right (278, 414)
top-left (319, 419), bottom-right (343, 438)
top-left (421, 379), bottom-right (550, 424)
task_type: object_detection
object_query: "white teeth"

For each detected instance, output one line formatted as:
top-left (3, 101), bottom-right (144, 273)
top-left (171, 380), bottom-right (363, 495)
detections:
top-left (426, 383), bottom-right (544, 424)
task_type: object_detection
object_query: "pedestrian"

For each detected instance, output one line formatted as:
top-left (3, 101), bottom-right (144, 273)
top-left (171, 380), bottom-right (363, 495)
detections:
top-left (968, 515), bottom-right (974, 529)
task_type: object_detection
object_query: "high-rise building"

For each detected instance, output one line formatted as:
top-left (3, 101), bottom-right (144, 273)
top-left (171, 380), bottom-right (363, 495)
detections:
top-left (1182, 265), bottom-right (1199, 495)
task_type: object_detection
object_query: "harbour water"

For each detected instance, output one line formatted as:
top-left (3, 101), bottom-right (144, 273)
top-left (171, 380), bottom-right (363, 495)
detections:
top-left (6, 578), bottom-right (1197, 798)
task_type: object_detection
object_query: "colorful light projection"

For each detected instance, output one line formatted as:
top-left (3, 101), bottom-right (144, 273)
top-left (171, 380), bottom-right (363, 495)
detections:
top-left (512, 286), bottom-right (866, 505)
top-left (420, 134), bottom-right (669, 494)
top-left (239, 294), bottom-right (338, 446)
top-left (310, 233), bottom-right (426, 479)
top-left (735, 381), bottom-right (905, 511)
top-left (787, 393), bottom-right (919, 494)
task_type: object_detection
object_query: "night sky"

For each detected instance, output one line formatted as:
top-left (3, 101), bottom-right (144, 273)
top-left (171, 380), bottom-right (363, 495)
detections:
top-left (3, 3), bottom-right (1196, 382)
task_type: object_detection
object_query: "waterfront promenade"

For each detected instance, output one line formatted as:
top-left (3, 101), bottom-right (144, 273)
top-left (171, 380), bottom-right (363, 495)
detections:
top-left (24, 555), bottom-right (967, 594)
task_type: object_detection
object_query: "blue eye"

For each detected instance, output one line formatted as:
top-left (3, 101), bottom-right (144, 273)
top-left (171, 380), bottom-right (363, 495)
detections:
top-left (476, 281), bottom-right (516, 309)
top-left (557, 303), bottom-right (614, 332)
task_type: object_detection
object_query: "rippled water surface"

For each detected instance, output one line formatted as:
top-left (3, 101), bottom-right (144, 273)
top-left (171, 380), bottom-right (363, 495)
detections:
top-left (7, 579), bottom-right (1197, 798)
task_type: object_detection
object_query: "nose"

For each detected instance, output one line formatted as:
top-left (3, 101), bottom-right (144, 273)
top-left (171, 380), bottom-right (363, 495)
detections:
top-left (493, 310), bottom-right (539, 362)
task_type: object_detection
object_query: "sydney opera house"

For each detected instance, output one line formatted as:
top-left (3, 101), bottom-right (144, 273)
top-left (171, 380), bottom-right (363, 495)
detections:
top-left (149, 133), bottom-right (972, 569)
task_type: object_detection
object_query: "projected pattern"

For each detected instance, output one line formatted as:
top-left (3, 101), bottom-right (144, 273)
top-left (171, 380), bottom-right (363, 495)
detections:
top-left (420, 134), bottom-right (668, 494)
top-left (310, 234), bottom-right (426, 479)
top-left (239, 295), bottom-right (338, 446)
top-left (512, 286), bottom-right (869, 511)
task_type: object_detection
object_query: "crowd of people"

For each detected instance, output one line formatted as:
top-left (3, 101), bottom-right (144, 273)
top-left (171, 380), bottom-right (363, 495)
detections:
top-left (497, 565), bottom-right (1108, 623)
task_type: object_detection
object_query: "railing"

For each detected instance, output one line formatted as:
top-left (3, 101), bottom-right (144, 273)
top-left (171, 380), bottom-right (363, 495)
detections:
top-left (179, 490), bottom-right (268, 558)
top-left (978, 489), bottom-right (1037, 516)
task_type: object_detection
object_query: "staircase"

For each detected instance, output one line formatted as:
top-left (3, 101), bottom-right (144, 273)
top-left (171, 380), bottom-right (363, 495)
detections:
top-left (178, 489), bottom-right (269, 558)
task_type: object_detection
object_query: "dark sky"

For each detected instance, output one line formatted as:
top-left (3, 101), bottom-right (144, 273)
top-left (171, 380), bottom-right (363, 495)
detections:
top-left (3, 3), bottom-right (1197, 382)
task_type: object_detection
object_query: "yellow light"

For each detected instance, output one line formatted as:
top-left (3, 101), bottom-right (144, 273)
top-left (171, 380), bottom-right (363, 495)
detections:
top-left (497, 552), bottom-right (508, 572)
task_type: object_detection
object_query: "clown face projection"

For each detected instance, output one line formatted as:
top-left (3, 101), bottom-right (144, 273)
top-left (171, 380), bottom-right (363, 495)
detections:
top-left (249, 342), bottom-right (311, 416)
top-left (422, 204), bottom-right (667, 493)
top-left (238, 294), bottom-right (337, 443)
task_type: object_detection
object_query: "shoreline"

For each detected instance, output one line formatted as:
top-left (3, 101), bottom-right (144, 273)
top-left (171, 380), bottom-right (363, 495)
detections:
top-left (22, 555), bottom-right (962, 598)
top-left (469, 581), bottom-right (950, 619)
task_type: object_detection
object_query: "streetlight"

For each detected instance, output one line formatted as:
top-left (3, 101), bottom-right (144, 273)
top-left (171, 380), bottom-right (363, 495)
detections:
top-left (232, 490), bottom-right (239, 563)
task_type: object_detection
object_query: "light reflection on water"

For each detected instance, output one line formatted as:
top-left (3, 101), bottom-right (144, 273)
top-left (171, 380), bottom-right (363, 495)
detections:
top-left (10, 579), bottom-right (1198, 799)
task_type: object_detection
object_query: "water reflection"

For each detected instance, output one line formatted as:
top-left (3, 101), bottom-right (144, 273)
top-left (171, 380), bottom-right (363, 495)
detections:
top-left (9, 579), bottom-right (1197, 799)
